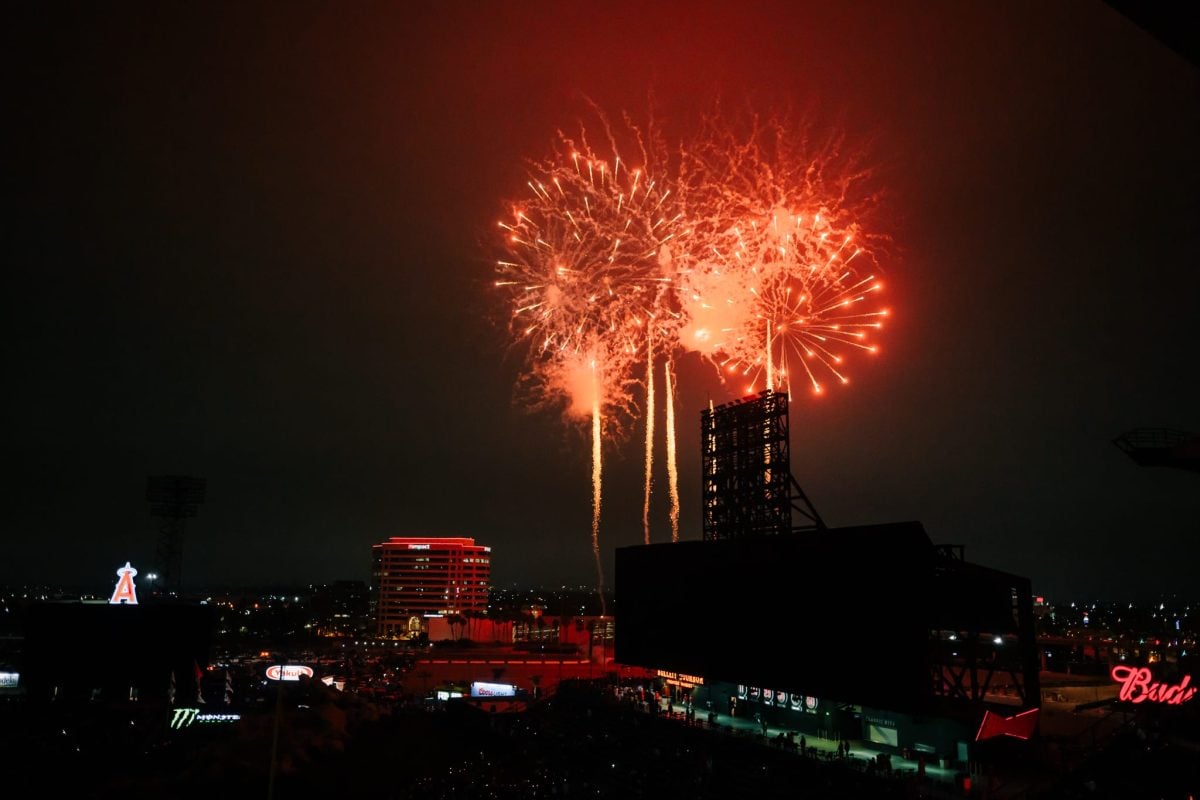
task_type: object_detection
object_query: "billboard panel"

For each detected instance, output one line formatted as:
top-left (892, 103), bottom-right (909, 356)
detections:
top-left (615, 522), bottom-right (935, 712)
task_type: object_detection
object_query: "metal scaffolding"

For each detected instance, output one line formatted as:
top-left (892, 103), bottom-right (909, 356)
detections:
top-left (147, 475), bottom-right (206, 593)
top-left (928, 556), bottom-right (1040, 711)
top-left (701, 389), bottom-right (824, 540)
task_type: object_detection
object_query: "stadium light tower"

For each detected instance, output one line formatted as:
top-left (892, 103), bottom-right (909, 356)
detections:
top-left (701, 389), bottom-right (825, 540)
top-left (146, 475), bottom-right (206, 593)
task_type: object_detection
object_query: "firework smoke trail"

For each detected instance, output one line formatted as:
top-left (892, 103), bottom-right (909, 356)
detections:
top-left (675, 114), bottom-right (887, 396)
top-left (769, 328), bottom-right (778, 391)
top-left (664, 360), bottom-right (680, 543)
top-left (590, 359), bottom-right (606, 616)
top-left (642, 333), bottom-right (655, 545)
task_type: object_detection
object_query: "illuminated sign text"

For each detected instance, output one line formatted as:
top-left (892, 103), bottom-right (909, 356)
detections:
top-left (471, 681), bottom-right (517, 697)
top-left (656, 670), bottom-right (704, 688)
top-left (1110, 666), bottom-right (1197, 705)
top-left (171, 708), bottom-right (241, 729)
top-left (265, 665), bottom-right (314, 681)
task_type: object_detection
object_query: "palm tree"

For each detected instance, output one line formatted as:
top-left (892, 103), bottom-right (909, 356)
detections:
top-left (462, 609), bottom-right (478, 642)
top-left (586, 619), bottom-right (597, 677)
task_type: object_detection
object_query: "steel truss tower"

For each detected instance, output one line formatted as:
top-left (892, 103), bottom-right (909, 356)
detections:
top-left (701, 389), bottom-right (825, 540)
top-left (147, 475), bottom-right (206, 593)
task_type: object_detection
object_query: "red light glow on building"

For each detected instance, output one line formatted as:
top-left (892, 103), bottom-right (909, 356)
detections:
top-left (372, 537), bottom-right (491, 636)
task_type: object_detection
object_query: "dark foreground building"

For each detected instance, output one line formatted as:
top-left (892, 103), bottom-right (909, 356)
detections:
top-left (22, 601), bottom-right (215, 701)
top-left (616, 523), bottom-right (1039, 763)
top-left (616, 392), bottom-right (1039, 767)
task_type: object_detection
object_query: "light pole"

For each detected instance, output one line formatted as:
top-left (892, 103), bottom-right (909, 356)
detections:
top-left (267, 651), bottom-right (285, 800)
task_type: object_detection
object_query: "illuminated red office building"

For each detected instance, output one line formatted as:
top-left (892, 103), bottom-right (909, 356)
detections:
top-left (372, 537), bottom-right (491, 636)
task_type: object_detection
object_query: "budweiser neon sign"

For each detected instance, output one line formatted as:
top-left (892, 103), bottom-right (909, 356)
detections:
top-left (1110, 666), bottom-right (1197, 705)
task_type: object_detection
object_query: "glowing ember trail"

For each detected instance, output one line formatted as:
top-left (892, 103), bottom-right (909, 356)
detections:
top-left (752, 267), bottom-right (887, 395)
top-left (496, 114), bottom-right (683, 606)
top-left (664, 360), bottom-right (680, 543)
top-left (590, 359), bottom-right (606, 616)
top-left (642, 335), bottom-right (655, 545)
top-left (766, 324), bottom-right (775, 392)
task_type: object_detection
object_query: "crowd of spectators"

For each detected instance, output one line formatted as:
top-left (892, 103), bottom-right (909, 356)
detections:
top-left (13, 677), bottom-right (1192, 797)
top-left (354, 679), bottom-right (957, 799)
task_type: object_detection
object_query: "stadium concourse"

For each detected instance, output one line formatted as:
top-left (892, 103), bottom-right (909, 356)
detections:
top-left (630, 685), bottom-right (961, 786)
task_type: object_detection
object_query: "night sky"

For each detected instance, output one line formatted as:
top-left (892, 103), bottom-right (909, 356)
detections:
top-left (7, 1), bottom-right (1198, 599)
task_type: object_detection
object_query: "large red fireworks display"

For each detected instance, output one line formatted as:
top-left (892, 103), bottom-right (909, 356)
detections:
top-left (494, 110), bottom-right (890, 597)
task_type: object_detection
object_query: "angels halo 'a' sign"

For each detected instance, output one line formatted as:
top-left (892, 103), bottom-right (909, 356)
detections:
top-left (109, 562), bottom-right (139, 605)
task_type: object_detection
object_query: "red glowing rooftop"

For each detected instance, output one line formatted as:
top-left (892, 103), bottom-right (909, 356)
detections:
top-left (373, 536), bottom-right (491, 552)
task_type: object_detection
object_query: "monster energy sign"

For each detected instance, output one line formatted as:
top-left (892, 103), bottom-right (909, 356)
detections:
top-left (170, 708), bottom-right (241, 729)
